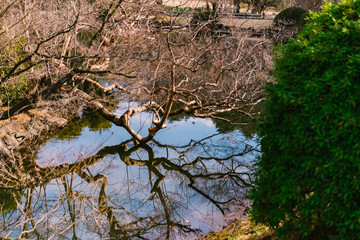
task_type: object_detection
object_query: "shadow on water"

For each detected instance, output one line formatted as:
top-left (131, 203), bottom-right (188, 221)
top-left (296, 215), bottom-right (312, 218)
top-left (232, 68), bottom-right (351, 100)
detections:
top-left (0, 102), bottom-right (261, 239)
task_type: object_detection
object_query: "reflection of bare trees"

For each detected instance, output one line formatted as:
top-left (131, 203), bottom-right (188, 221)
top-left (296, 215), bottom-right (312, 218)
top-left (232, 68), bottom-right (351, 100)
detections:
top-left (0, 134), bottom-right (258, 239)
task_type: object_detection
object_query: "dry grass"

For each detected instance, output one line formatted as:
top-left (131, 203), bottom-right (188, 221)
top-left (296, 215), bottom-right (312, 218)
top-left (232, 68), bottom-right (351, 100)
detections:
top-left (200, 218), bottom-right (277, 240)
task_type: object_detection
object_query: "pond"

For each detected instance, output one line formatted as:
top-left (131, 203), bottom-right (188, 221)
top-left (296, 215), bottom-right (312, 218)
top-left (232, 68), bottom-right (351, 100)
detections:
top-left (0, 102), bottom-right (260, 240)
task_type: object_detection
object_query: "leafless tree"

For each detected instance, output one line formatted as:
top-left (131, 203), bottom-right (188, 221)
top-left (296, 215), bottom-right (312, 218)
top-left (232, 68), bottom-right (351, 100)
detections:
top-left (0, 0), bottom-right (272, 147)
top-left (269, 18), bottom-right (301, 44)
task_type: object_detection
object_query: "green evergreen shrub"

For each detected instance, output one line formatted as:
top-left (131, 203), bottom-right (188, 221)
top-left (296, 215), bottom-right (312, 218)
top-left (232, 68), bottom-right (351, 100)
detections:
top-left (273, 7), bottom-right (307, 28)
top-left (250, 0), bottom-right (360, 239)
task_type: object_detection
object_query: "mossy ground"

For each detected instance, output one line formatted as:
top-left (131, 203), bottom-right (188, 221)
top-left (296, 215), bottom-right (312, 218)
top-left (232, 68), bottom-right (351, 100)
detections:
top-left (201, 218), bottom-right (276, 240)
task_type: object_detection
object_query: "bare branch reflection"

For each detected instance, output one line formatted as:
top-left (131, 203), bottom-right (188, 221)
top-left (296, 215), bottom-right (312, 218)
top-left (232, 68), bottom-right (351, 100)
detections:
top-left (0, 134), bottom-right (258, 239)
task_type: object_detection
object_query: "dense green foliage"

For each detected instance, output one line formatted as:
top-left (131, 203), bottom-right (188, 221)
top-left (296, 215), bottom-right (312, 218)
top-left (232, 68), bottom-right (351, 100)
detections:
top-left (250, 0), bottom-right (360, 239)
top-left (273, 7), bottom-right (308, 28)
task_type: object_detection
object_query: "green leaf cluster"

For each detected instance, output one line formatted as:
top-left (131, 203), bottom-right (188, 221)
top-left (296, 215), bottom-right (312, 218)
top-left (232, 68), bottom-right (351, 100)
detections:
top-left (0, 36), bottom-right (29, 104)
top-left (250, 0), bottom-right (360, 239)
top-left (0, 78), bottom-right (28, 104)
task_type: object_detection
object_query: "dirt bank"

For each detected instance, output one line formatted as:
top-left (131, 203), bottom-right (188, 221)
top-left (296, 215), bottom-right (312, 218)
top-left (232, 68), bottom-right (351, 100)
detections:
top-left (0, 93), bottom-right (83, 158)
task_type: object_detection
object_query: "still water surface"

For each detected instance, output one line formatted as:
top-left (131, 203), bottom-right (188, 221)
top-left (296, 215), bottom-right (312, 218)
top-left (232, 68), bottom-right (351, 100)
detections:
top-left (2, 102), bottom-right (260, 239)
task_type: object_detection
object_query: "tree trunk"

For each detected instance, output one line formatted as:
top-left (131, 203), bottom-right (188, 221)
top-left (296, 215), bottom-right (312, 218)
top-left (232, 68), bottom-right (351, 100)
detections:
top-left (234, 0), bottom-right (240, 13)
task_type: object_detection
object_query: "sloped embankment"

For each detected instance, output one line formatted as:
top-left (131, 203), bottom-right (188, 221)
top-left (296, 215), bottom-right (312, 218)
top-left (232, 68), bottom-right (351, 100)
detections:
top-left (0, 96), bottom-right (80, 157)
top-left (200, 218), bottom-right (276, 240)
